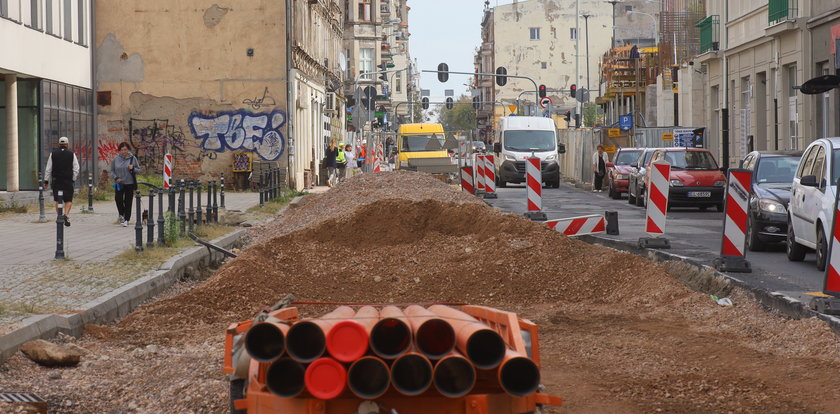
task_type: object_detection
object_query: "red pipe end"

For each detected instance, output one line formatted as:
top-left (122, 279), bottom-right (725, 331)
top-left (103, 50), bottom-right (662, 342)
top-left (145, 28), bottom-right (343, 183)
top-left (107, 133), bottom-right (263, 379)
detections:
top-left (305, 357), bottom-right (347, 400)
top-left (327, 320), bottom-right (370, 362)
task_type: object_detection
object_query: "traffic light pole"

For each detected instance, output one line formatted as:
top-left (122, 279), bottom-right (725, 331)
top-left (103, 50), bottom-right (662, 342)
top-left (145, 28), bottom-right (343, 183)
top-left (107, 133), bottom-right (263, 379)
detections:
top-left (355, 68), bottom-right (409, 130)
top-left (421, 70), bottom-right (540, 106)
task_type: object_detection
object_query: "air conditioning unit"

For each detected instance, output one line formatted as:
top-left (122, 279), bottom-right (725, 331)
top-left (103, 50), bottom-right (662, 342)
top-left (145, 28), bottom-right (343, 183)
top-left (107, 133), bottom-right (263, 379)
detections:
top-left (325, 92), bottom-right (337, 112)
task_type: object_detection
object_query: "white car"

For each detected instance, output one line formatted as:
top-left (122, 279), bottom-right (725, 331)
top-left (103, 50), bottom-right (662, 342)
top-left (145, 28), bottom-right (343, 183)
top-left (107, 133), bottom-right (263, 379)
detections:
top-left (787, 137), bottom-right (840, 270)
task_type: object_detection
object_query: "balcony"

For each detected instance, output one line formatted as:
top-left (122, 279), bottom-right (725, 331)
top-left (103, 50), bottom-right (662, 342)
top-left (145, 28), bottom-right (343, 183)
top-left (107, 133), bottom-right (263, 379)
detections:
top-left (696, 15), bottom-right (720, 53)
top-left (768, 0), bottom-right (797, 25)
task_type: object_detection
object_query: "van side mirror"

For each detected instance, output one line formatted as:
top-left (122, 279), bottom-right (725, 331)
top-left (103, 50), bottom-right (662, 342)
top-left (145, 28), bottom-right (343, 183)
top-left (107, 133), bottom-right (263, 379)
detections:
top-left (800, 175), bottom-right (818, 187)
top-left (493, 143), bottom-right (501, 153)
top-left (557, 143), bottom-right (566, 154)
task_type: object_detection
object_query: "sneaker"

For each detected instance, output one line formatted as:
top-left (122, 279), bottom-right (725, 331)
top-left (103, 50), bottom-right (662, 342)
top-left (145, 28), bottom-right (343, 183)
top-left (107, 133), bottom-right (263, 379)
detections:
top-left (119, 215), bottom-right (125, 224)
top-left (122, 220), bottom-right (128, 227)
top-left (592, 189), bottom-right (598, 192)
top-left (63, 215), bottom-right (71, 227)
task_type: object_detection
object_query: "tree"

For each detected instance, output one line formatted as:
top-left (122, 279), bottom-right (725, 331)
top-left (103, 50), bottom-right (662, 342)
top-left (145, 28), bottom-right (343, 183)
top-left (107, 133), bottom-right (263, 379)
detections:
top-left (583, 102), bottom-right (604, 127)
top-left (437, 96), bottom-right (476, 131)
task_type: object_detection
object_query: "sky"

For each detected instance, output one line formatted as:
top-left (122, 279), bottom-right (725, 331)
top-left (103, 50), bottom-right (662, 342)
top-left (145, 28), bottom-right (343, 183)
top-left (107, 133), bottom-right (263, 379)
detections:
top-left (410, 0), bottom-right (518, 102)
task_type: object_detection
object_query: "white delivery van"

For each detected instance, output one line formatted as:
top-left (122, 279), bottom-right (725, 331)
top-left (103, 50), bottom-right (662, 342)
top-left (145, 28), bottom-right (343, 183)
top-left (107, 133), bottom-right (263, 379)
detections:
top-left (492, 116), bottom-right (564, 188)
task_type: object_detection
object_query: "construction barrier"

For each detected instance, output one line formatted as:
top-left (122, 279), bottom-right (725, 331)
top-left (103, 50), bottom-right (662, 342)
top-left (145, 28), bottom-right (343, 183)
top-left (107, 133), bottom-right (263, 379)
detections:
top-left (163, 153), bottom-right (173, 189)
top-left (224, 304), bottom-right (563, 413)
top-left (524, 157), bottom-right (547, 221)
top-left (546, 214), bottom-right (606, 236)
top-left (813, 185), bottom-right (840, 314)
top-left (484, 154), bottom-right (497, 199)
top-left (639, 160), bottom-right (671, 248)
top-left (713, 168), bottom-right (752, 272)
top-left (460, 166), bottom-right (474, 195)
top-left (475, 155), bottom-right (486, 194)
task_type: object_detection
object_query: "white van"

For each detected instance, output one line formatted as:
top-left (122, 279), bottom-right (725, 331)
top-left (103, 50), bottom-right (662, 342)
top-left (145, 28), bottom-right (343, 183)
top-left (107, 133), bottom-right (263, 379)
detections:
top-left (492, 116), bottom-right (563, 188)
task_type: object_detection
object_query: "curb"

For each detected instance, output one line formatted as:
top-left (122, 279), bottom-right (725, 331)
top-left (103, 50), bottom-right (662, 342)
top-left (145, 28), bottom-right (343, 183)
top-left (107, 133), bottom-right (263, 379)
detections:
top-left (578, 234), bottom-right (840, 335)
top-left (0, 228), bottom-right (247, 362)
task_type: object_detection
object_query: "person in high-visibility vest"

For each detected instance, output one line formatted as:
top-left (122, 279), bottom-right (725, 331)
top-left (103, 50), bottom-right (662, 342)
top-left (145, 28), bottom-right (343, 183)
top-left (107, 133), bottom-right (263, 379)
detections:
top-left (336, 142), bottom-right (347, 183)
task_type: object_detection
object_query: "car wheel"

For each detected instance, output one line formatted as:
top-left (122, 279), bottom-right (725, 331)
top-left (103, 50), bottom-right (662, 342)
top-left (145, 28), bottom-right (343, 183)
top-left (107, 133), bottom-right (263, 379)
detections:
top-left (608, 184), bottom-right (617, 199)
top-left (716, 203), bottom-right (724, 212)
top-left (497, 177), bottom-right (506, 188)
top-left (627, 186), bottom-right (636, 204)
top-left (552, 180), bottom-right (560, 188)
top-left (786, 217), bottom-right (807, 262)
top-left (746, 215), bottom-right (765, 252)
top-left (817, 225), bottom-right (828, 271)
top-left (636, 190), bottom-right (645, 207)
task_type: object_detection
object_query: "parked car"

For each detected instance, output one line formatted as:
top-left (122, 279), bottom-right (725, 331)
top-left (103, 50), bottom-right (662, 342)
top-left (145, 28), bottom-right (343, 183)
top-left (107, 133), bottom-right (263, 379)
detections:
top-left (607, 147), bottom-right (644, 199)
top-left (628, 148), bottom-right (658, 206)
top-left (644, 148), bottom-right (727, 211)
top-left (786, 138), bottom-right (840, 270)
top-left (741, 151), bottom-right (802, 251)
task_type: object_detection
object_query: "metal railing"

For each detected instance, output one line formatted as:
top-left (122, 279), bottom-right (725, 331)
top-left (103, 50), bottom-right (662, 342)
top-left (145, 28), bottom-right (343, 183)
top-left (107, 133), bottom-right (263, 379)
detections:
top-left (768, 0), bottom-right (797, 25)
top-left (696, 15), bottom-right (720, 53)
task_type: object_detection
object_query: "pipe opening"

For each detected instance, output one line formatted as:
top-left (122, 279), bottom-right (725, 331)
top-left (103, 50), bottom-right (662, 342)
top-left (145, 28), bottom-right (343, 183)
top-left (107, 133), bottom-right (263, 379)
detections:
top-left (391, 354), bottom-right (433, 396)
top-left (415, 319), bottom-right (455, 359)
top-left (500, 357), bottom-right (540, 397)
top-left (371, 318), bottom-right (412, 358)
top-left (244, 322), bottom-right (286, 362)
top-left (465, 330), bottom-right (506, 369)
top-left (286, 321), bottom-right (326, 363)
top-left (348, 357), bottom-right (391, 399)
top-left (266, 359), bottom-right (306, 398)
top-left (433, 356), bottom-right (476, 398)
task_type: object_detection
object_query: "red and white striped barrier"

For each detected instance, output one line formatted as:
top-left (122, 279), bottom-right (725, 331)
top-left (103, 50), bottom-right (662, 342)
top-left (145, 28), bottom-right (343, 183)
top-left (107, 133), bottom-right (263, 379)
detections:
top-left (824, 190), bottom-right (840, 296)
top-left (460, 166), bottom-right (474, 195)
top-left (546, 214), bottom-right (606, 236)
top-left (713, 168), bottom-right (752, 272)
top-left (638, 161), bottom-right (670, 248)
top-left (475, 155), bottom-right (486, 193)
top-left (524, 157), bottom-right (546, 221)
top-left (484, 154), bottom-right (497, 199)
top-left (163, 153), bottom-right (173, 189)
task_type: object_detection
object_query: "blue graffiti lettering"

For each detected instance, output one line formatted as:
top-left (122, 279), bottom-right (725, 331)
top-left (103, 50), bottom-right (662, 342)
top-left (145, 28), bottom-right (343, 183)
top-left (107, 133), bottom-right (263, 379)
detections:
top-left (188, 109), bottom-right (286, 161)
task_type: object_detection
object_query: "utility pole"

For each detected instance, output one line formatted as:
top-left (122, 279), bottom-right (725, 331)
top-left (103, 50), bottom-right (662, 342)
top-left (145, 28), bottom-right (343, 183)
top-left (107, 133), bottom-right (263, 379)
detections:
top-left (722, 0), bottom-right (729, 166)
top-left (582, 14), bottom-right (593, 91)
top-left (575, 0), bottom-right (580, 127)
top-left (606, 1), bottom-right (618, 49)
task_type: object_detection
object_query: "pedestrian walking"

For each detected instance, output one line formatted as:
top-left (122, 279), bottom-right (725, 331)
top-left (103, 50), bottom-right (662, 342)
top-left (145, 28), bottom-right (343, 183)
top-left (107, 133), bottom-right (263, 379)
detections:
top-left (344, 144), bottom-right (359, 177)
top-left (336, 142), bottom-right (347, 183)
top-left (357, 142), bottom-right (366, 171)
top-left (44, 136), bottom-right (80, 226)
top-left (592, 145), bottom-right (609, 193)
top-left (110, 142), bottom-right (142, 226)
top-left (324, 140), bottom-right (339, 187)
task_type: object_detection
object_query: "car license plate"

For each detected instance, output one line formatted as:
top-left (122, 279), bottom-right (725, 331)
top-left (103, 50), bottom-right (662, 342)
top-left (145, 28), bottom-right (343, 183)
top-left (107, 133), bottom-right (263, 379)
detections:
top-left (688, 191), bottom-right (711, 198)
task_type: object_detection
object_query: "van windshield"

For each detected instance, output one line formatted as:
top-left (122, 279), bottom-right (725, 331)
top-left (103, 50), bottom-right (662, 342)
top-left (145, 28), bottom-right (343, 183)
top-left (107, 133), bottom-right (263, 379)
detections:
top-left (400, 134), bottom-right (444, 152)
top-left (503, 130), bottom-right (556, 152)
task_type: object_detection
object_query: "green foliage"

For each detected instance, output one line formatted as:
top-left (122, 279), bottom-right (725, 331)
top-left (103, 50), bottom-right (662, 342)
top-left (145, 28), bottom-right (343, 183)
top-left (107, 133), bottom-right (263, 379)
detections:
top-left (136, 173), bottom-right (164, 189)
top-left (0, 201), bottom-right (27, 213)
top-left (583, 102), bottom-right (604, 127)
top-left (163, 211), bottom-right (180, 246)
top-left (437, 96), bottom-right (477, 131)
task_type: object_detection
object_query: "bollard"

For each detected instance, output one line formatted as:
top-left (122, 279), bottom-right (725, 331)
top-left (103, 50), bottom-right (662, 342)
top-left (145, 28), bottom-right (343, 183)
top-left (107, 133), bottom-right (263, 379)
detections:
top-left (147, 189), bottom-right (155, 248)
top-left (474, 155), bottom-right (486, 195)
top-left (212, 180), bottom-right (219, 224)
top-left (206, 181), bottom-right (212, 224)
top-left (483, 155), bottom-right (498, 199)
top-left (523, 157), bottom-right (547, 221)
top-left (134, 191), bottom-right (143, 252)
top-left (188, 181), bottom-right (195, 234)
top-left (220, 172), bottom-right (226, 209)
top-left (55, 191), bottom-right (65, 260)
top-left (712, 168), bottom-right (752, 273)
top-left (638, 161), bottom-right (671, 249)
top-left (460, 166), bottom-right (475, 195)
top-left (605, 211), bottom-right (620, 235)
top-left (168, 185), bottom-right (176, 213)
top-left (271, 168), bottom-right (277, 199)
top-left (38, 173), bottom-right (47, 223)
top-left (196, 181), bottom-right (203, 226)
top-left (259, 170), bottom-right (265, 207)
top-left (87, 173), bottom-right (94, 212)
top-left (157, 188), bottom-right (165, 247)
top-left (178, 179), bottom-right (186, 237)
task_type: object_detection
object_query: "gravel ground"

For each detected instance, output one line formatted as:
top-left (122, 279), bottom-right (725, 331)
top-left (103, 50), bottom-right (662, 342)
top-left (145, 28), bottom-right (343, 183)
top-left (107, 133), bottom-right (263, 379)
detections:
top-left (2, 171), bottom-right (840, 413)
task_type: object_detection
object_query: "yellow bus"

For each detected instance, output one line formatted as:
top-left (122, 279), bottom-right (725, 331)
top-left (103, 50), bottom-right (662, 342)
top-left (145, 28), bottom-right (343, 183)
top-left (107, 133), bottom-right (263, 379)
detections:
top-left (395, 123), bottom-right (456, 173)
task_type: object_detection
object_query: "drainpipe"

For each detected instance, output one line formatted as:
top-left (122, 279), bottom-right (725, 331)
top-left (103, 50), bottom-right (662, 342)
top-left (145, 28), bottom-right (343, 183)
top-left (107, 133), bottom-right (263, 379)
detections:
top-left (286, 0), bottom-right (295, 188)
top-left (91, 0), bottom-right (97, 186)
top-left (721, 0), bottom-right (729, 167)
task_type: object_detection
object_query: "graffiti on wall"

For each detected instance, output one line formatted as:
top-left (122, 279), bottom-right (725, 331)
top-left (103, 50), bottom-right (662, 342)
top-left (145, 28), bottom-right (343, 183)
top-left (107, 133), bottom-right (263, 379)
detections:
top-left (98, 140), bottom-right (121, 163)
top-left (188, 109), bottom-right (286, 161)
top-left (242, 87), bottom-right (277, 110)
top-left (129, 119), bottom-right (205, 171)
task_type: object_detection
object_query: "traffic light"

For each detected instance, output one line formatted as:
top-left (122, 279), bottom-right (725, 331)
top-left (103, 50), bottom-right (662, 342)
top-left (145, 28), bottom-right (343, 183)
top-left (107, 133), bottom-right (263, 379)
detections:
top-left (445, 97), bottom-right (454, 110)
top-left (564, 111), bottom-right (571, 124)
top-left (538, 84), bottom-right (547, 98)
top-left (570, 84), bottom-right (577, 98)
top-left (362, 86), bottom-right (375, 110)
top-left (378, 64), bottom-right (388, 81)
top-left (421, 97), bottom-right (430, 110)
top-left (437, 63), bottom-right (449, 83)
top-left (472, 96), bottom-right (480, 110)
top-left (496, 67), bottom-right (508, 86)
top-left (574, 113), bottom-right (580, 127)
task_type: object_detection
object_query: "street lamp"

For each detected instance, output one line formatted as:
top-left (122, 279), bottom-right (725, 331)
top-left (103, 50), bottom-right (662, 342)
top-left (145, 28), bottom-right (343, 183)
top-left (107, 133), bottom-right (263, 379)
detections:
top-left (581, 14), bottom-right (593, 91)
top-left (626, 10), bottom-right (659, 46)
top-left (605, 0), bottom-right (620, 48)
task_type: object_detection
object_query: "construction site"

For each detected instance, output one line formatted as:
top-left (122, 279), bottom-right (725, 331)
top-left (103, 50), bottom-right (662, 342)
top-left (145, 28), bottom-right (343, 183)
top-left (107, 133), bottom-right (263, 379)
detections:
top-left (2, 172), bottom-right (840, 413)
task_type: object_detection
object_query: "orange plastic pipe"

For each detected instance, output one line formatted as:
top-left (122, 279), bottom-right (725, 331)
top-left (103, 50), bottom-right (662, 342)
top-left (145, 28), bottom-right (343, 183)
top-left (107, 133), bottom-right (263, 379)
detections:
top-left (265, 357), bottom-right (306, 398)
top-left (327, 306), bottom-right (379, 362)
top-left (404, 305), bottom-right (455, 359)
top-left (432, 351), bottom-right (476, 398)
top-left (244, 320), bottom-right (290, 362)
top-left (286, 306), bottom-right (356, 363)
top-left (429, 305), bottom-right (506, 369)
top-left (304, 357), bottom-right (347, 400)
top-left (390, 351), bottom-right (434, 396)
top-left (347, 356), bottom-right (391, 399)
top-left (370, 305), bottom-right (412, 359)
top-left (497, 349), bottom-right (540, 397)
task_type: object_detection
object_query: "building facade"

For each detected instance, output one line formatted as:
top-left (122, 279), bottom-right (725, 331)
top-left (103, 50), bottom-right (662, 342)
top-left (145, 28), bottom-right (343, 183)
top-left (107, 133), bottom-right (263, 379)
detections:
top-left (1, 0), bottom-right (94, 192)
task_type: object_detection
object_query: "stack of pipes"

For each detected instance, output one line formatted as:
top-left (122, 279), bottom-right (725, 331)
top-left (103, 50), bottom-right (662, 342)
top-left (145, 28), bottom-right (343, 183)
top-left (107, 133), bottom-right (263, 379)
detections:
top-left (239, 305), bottom-right (540, 400)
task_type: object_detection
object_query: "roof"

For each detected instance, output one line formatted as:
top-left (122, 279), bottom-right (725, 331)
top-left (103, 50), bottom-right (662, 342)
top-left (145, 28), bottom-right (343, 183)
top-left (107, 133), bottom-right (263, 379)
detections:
top-left (658, 147), bottom-right (712, 152)
top-left (750, 150), bottom-right (803, 157)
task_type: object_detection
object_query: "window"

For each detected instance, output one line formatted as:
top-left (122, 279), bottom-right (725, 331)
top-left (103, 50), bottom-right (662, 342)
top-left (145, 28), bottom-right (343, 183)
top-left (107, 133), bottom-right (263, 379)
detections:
top-left (570, 28), bottom-right (577, 40)
top-left (787, 64), bottom-right (797, 149)
top-left (530, 27), bottom-right (540, 40)
top-left (359, 48), bottom-right (374, 79)
top-left (797, 145), bottom-right (817, 179)
top-left (396, 71), bottom-right (402, 93)
top-left (625, 5), bottom-right (632, 13)
top-left (29, 0), bottom-right (40, 29)
top-left (0, 0), bottom-right (8, 18)
top-left (811, 147), bottom-right (826, 189)
top-left (541, 62), bottom-right (547, 69)
top-left (46, 0), bottom-right (54, 35)
top-left (358, 1), bottom-right (371, 22)
top-left (63, 0), bottom-right (71, 40)
top-left (77, 0), bottom-right (86, 45)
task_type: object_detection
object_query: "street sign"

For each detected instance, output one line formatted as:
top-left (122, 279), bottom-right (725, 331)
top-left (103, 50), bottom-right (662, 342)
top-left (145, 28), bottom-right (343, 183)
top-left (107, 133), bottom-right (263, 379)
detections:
top-left (507, 105), bottom-right (518, 114)
top-left (608, 128), bottom-right (620, 138)
top-left (539, 97), bottom-right (552, 108)
top-left (662, 132), bottom-right (674, 141)
top-left (619, 115), bottom-right (633, 131)
top-left (603, 145), bottom-right (617, 153)
top-left (673, 128), bottom-right (694, 147)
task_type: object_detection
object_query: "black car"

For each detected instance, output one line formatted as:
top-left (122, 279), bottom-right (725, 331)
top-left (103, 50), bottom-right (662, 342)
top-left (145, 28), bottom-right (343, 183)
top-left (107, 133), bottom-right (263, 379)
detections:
top-left (740, 150), bottom-right (802, 251)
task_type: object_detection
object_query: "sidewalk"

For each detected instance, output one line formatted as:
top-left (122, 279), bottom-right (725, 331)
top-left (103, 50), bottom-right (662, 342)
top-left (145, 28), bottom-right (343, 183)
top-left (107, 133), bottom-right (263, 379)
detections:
top-left (0, 191), bottom-right (260, 332)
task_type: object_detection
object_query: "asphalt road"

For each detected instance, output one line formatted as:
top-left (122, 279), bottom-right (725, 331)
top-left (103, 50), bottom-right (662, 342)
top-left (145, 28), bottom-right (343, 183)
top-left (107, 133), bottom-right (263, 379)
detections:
top-left (486, 182), bottom-right (826, 303)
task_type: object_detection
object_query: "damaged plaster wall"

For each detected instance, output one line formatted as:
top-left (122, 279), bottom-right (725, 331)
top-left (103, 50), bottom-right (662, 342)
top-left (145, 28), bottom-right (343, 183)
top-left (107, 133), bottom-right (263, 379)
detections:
top-left (97, 34), bottom-right (145, 83)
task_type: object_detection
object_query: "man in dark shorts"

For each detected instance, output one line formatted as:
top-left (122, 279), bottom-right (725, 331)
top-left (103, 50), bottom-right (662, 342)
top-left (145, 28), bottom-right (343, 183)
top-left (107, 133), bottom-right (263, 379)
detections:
top-left (44, 136), bottom-right (80, 227)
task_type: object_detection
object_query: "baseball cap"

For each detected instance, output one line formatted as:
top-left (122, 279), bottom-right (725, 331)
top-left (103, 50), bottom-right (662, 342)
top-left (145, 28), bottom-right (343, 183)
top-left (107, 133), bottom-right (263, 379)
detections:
top-left (58, 137), bottom-right (69, 145)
